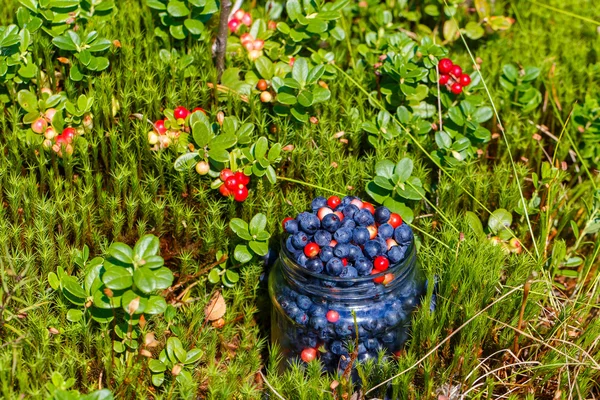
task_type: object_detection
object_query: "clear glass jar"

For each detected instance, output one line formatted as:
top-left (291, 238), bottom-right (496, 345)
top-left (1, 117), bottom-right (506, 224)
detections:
top-left (269, 239), bottom-right (425, 374)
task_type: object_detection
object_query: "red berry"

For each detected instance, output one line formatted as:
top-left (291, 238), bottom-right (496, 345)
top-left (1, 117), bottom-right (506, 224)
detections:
top-left (55, 135), bottom-right (68, 147)
top-left (233, 185), bottom-right (248, 202)
top-left (367, 225), bottom-right (378, 240)
top-left (154, 120), bottom-right (167, 134)
top-left (257, 79), bottom-right (268, 91)
top-left (371, 269), bottom-right (385, 284)
top-left (362, 202), bottom-right (375, 214)
top-left (450, 83), bottom-right (463, 95)
top-left (382, 273), bottom-right (394, 285)
top-left (220, 169), bottom-right (234, 182)
top-left (224, 176), bottom-right (239, 190)
top-left (386, 238), bottom-right (398, 250)
top-left (439, 74), bottom-right (450, 85)
top-left (388, 213), bottom-right (402, 228)
top-left (234, 9), bottom-right (245, 20)
top-left (329, 240), bottom-right (338, 248)
top-left (450, 65), bottom-right (463, 78)
top-left (63, 127), bottom-right (77, 143)
top-left (31, 117), bottom-right (48, 134)
top-left (374, 256), bottom-right (389, 271)
top-left (326, 310), bottom-right (339, 323)
top-left (219, 184), bottom-right (232, 197)
top-left (304, 243), bottom-right (320, 258)
top-left (228, 18), bottom-right (241, 32)
top-left (350, 198), bottom-right (363, 208)
top-left (458, 73), bottom-right (471, 87)
top-left (192, 107), bottom-right (206, 115)
top-left (334, 211), bottom-right (344, 221)
top-left (341, 258), bottom-right (348, 266)
top-left (282, 217), bottom-right (293, 229)
top-left (327, 196), bottom-right (341, 209)
top-left (234, 171), bottom-right (250, 185)
top-left (300, 348), bottom-right (317, 363)
top-left (318, 207), bottom-right (333, 220)
top-left (173, 106), bottom-right (190, 120)
top-left (241, 13), bottom-right (252, 26)
top-left (438, 58), bottom-right (453, 74)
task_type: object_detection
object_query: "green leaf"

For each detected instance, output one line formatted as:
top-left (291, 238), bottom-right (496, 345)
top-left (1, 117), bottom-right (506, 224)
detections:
top-left (167, 337), bottom-right (187, 363)
top-left (297, 90), bottom-right (314, 107)
top-left (17, 90), bottom-right (37, 113)
top-left (149, 359), bottom-right (166, 373)
top-left (211, 134), bottom-right (237, 149)
top-left (184, 18), bottom-right (204, 35)
top-left (153, 267), bottom-right (174, 290)
top-left (102, 267), bottom-right (133, 291)
top-left (66, 309), bottom-right (83, 322)
top-left (108, 243), bottom-right (134, 264)
top-left (292, 58), bottom-right (309, 86)
top-left (143, 255), bottom-right (165, 269)
top-left (52, 34), bottom-right (77, 51)
top-left (62, 276), bottom-right (88, 299)
top-left (473, 106), bottom-right (493, 124)
top-left (255, 56), bottom-right (274, 79)
top-left (229, 218), bottom-right (251, 240)
top-left (276, 92), bottom-right (297, 105)
top-left (169, 24), bottom-right (186, 40)
top-left (394, 158), bottom-right (413, 182)
top-left (488, 208), bottom-right (513, 234)
top-left (134, 234), bottom-right (160, 259)
top-left (152, 373), bottom-right (165, 387)
top-left (208, 268), bottom-right (220, 284)
top-left (234, 244), bottom-right (253, 263)
top-left (290, 106), bottom-right (309, 122)
top-left (383, 198), bottom-right (414, 224)
top-left (312, 86), bottom-right (330, 103)
top-left (254, 136), bottom-right (268, 160)
top-left (121, 290), bottom-right (147, 314)
top-left (249, 213), bottom-right (267, 235)
top-left (249, 240), bottom-right (269, 256)
top-left (174, 152), bottom-right (200, 172)
top-left (133, 266), bottom-right (155, 294)
top-left (208, 147), bottom-right (229, 163)
top-left (502, 64), bottom-right (518, 82)
top-left (167, 0), bottom-right (190, 17)
top-left (113, 341), bottom-right (125, 353)
top-left (146, 295), bottom-right (167, 314)
top-left (266, 165), bottom-right (277, 184)
top-left (184, 348), bottom-right (203, 364)
top-left (48, 272), bottom-right (60, 290)
top-left (192, 119), bottom-right (211, 147)
top-left (286, 0), bottom-right (302, 21)
top-left (465, 211), bottom-right (485, 237)
top-left (448, 106), bottom-right (465, 126)
top-left (464, 21), bottom-right (484, 40)
top-left (225, 269), bottom-right (239, 283)
top-left (375, 160), bottom-right (395, 179)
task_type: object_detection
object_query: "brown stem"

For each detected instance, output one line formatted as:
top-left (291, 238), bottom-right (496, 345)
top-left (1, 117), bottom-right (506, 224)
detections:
top-left (513, 277), bottom-right (531, 355)
top-left (214, 0), bottom-right (232, 83)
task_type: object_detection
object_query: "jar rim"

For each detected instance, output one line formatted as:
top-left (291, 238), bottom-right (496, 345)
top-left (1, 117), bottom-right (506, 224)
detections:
top-left (279, 237), bottom-right (416, 283)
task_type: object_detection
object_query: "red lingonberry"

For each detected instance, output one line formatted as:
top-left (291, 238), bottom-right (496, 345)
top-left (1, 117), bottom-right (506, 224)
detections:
top-left (326, 310), bottom-right (339, 323)
top-left (438, 58), bottom-right (453, 74)
top-left (367, 225), bottom-right (378, 240)
top-left (388, 213), bottom-right (402, 228)
top-left (450, 65), bottom-right (463, 78)
top-left (304, 243), bottom-right (320, 258)
top-left (32, 117), bottom-right (48, 134)
top-left (173, 106), bottom-right (190, 120)
top-left (63, 127), bottom-right (77, 143)
top-left (458, 73), bottom-right (471, 87)
top-left (439, 74), bottom-right (450, 85)
top-left (224, 176), bottom-right (239, 191)
top-left (220, 169), bottom-right (234, 182)
top-left (362, 202), bottom-right (375, 214)
top-left (341, 258), bottom-right (348, 266)
top-left (300, 348), bottom-right (317, 363)
top-left (282, 217), bottom-right (293, 229)
top-left (450, 83), bottom-right (463, 95)
top-left (233, 185), bottom-right (248, 202)
top-left (219, 184), bottom-right (232, 197)
top-left (373, 256), bottom-right (390, 271)
top-left (382, 273), bottom-right (394, 285)
top-left (371, 269), bottom-right (385, 284)
top-left (228, 18), bottom-right (241, 32)
top-left (333, 211), bottom-right (344, 221)
top-left (234, 171), bottom-right (250, 185)
top-left (317, 207), bottom-right (333, 220)
top-left (257, 79), bottom-right (268, 91)
top-left (327, 196), bottom-right (341, 209)
top-left (241, 13), bottom-right (252, 26)
top-left (154, 120), bottom-right (167, 134)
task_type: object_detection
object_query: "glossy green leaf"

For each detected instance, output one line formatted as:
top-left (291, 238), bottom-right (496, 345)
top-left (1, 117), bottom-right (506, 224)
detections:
top-left (249, 213), bottom-right (267, 235)
top-left (108, 243), bottom-right (134, 264)
top-left (153, 267), bottom-right (174, 290)
top-left (146, 295), bottom-right (167, 314)
top-left (102, 267), bottom-right (133, 291)
top-left (229, 218), bottom-right (251, 240)
top-left (66, 309), bottom-right (84, 322)
top-left (149, 359), bottom-right (166, 373)
top-left (134, 234), bottom-right (160, 259)
top-left (234, 244), bottom-right (253, 263)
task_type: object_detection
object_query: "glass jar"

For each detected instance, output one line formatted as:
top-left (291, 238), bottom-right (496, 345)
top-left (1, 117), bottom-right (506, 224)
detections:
top-left (269, 239), bottom-right (425, 374)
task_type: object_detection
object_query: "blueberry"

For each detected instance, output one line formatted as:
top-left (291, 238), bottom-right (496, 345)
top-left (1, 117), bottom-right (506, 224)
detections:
top-left (282, 287), bottom-right (298, 300)
top-left (342, 204), bottom-right (360, 219)
top-left (330, 341), bottom-right (346, 355)
top-left (326, 257), bottom-right (344, 276)
top-left (378, 223), bottom-right (394, 239)
top-left (296, 254), bottom-right (308, 267)
top-left (364, 240), bottom-right (382, 259)
top-left (340, 219), bottom-right (356, 230)
top-left (300, 334), bottom-right (317, 348)
top-left (309, 304), bottom-right (327, 317)
top-left (306, 258), bottom-right (324, 273)
top-left (335, 323), bottom-right (352, 337)
top-left (364, 338), bottom-right (381, 351)
top-left (286, 237), bottom-right (299, 254)
top-left (347, 245), bottom-right (362, 261)
top-left (357, 343), bottom-right (367, 354)
top-left (321, 213), bottom-right (341, 233)
top-left (339, 266), bottom-right (358, 279)
top-left (314, 230), bottom-right (332, 246)
top-left (381, 331), bottom-right (395, 344)
top-left (309, 316), bottom-right (327, 330)
top-left (387, 245), bottom-right (406, 264)
top-left (319, 246), bottom-right (334, 262)
top-left (354, 209), bottom-right (375, 226)
top-left (333, 228), bottom-right (353, 244)
top-left (384, 310), bottom-right (401, 327)
top-left (286, 304), bottom-right (300, 319)
top-left (291, 231), bottom-right (309, 249)
top-left (296, 295), bottom-right (312, 310)
top-left (294, 311), bottom-right (309, 325)
top-left (284, 219), bottom-right (299, 234)
top-left (354, 257), bottom-right (373, 275)
top-left (374, 237), bottom-right (388, 253)
top-left (319, 326), bottom-right (335, 340)
top-left (298, 212), bottom-right (320, 234)
top-left (334, 243), bottom-right (350, 258)
top-left (311, 197), bottom-right (328, 212)
top-left (341, 196), bottom-right (355, 206)
top-left (394, 224), bottom-right (414, 246)
top-left (353, 227), bottom-right (370, 245)
top-left (374, 206), bottom-right (391, 224)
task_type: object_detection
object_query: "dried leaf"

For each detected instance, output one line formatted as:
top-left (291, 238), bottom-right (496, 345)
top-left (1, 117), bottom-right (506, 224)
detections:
top-left (145, 332), bottom-right (159, 348)
top-left (205, 291), bottom-right (226, 321)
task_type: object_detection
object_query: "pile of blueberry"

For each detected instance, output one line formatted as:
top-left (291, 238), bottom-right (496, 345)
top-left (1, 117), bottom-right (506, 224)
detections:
top-left (282, 195), bottom-right (414, 283)
top-left (272, 196), bottom-right (424, 373)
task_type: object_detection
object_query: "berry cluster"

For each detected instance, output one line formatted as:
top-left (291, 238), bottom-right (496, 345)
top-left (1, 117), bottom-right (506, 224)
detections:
top-left (256, 79), bottom-right (273, 103)
top-left (228, 9), bottom-right (252, 33)
top-left (240, 32), bottom-right (265, 61)
top-left (148, 106), bottom-right (206, 150)
top-left (42, 126), bottom-right (80, 157)
top-left (217, 168), bottom-right (250, 202)
top-left (438, 58), bottom-right (471, 95)
top-left (282, 196), bottom-right (413, 283)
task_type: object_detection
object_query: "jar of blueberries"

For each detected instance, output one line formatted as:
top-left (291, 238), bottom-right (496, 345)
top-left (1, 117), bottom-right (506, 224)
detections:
top-left (269, 195), bottom-right (426, 374)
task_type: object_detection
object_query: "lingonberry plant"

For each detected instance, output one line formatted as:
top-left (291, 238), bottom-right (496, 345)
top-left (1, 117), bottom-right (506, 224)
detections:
top-left (229, 213), bottom-right (271, 263)
top-left (145, 0), bottom-right (218, 42)
top-left (0, 23), bottom-right (38, 102)
top-left (499, 63), bottom-right (542, 113)
top-left (45, 371), bottom-right (113, 399)
top-left (148, 336), bottom-right (203, 386)
top-left (52, 29), bottom-right (113, 81)
top-left (208, 250), bottom-right (239, 287)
